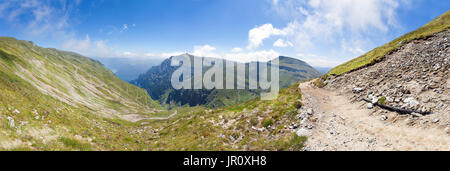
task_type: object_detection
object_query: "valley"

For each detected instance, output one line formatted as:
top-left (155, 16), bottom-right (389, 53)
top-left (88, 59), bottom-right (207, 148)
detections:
top-left (0, 4), bottom-right (448, 151)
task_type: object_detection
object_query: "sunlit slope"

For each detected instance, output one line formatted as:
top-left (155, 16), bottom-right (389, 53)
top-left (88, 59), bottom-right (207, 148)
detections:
top-left (0, 37), bottom-right (160, 119)
top-left (0, 37), bottom-right (165, 150)
top-left (328, 11), bottom-right (450, 76)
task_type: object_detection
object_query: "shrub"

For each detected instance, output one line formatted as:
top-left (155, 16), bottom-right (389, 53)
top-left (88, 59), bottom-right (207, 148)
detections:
top-left (289, 134), bottom-right (307, 151)
top-left (250, 118), bottom-right (259, 126)
top-left (262, 118), bottom-right (273, 128)
top-left (378, 96), bottom-right (387, 105)
top-left (59, 137), bottom-right (92, 151)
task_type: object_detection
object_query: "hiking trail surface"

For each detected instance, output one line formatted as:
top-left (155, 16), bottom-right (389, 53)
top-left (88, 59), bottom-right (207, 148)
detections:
top-left (299, 80), bottom-right (450, 151)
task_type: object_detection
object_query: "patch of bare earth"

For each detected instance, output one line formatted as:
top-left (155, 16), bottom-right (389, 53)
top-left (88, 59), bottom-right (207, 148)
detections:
top-left (300, 81), bottom-right (450, 151)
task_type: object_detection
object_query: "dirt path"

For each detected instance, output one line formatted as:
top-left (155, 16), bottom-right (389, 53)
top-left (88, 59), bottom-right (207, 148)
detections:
top-left (299, 80), bottom-right (450, 151)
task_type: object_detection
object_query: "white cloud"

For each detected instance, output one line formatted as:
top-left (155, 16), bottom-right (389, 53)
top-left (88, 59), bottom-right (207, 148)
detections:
top-left (258, 0), bottom-right (406, 66)
top-left (61, 35), bottom-right (117, 58)
top-left (62, 35), bottom-right (91, 52)
top-left (296, 53), bottom-right (345, 68)
top-left (273, 39), bottom-right (293, 47)
top-left (224, 49), bottom-right (280, 63)
top-left (192, 45), bottom-right (218, 57)
top-left (266, 0), bottom-right (403, 50)
top-left (0, 0), bottom-right (79, 36)
top-left (247, 23), bottom-right (286, 49)
top-left (231, 47), bottom-right (243, 53)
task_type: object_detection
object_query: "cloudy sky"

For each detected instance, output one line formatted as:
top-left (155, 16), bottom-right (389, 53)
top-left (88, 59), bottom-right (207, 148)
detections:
top-left (0, 0), bottom-right (448, 67)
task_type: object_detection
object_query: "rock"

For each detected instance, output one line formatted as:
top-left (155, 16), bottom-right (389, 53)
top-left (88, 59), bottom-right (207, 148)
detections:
top-left (403, 97), bottom-right (419, 108)
top-left (297, 113), bottom-right (307, 120)
top-left (306, 108), bottom-right (314, 116)
top-left (352, 87), bottom-right (364, 93)
top-left (381, 115), bottom-right (388, 121)
top-left (386, 97), bottom-right (394, 103)
top-left (7, 117), bottom-right (14, 128)
top-left (367, 103), bottom-right (374, 109)
top-left (411, 112), bottom-right (422, 117)
top-left (433, 64), bottom-right (441, 71)
top-left (289, 124), bottom-right (299, 129)
top-left (371, 97), bottom-right (379, 104)
top-left (296, 128), bottom-right (312, 137)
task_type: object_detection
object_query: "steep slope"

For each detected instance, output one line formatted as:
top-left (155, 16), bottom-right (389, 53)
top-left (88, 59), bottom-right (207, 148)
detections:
top-left (299, 11), bottom-right (450, 150)
top-left (0, 37), bottom-right (163, 150)
top-left (133, 54), bottom-right (321, 108)
top-left (0, 38), bottom-right (160, 119)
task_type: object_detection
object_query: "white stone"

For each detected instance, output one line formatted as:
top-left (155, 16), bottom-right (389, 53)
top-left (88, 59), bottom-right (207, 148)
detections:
top-left (367, 103), bottom-right (374, 109)
top-left (307, 108), bottom-right (314, 115)
top-left (7, 117), bottom-right (14, 128)
top-left (404, 97), bottom-right (419, 108)
top-left (433, 119), bottom-right (440, 123)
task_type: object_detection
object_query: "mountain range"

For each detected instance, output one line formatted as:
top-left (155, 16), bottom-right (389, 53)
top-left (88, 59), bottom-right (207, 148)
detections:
top-left (0, 10), bottom-right (447, 151)
top-left (132, 54), bottom-right (322, 108)
top-left (92, 57), bottom-right (163, 82)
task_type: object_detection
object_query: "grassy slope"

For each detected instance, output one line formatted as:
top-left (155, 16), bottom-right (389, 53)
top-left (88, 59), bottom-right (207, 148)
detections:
top-left (328, 11), bottom-right (450, 76)
top-left (0, 38), bottom-right (160, 116)
top-left (0, 37), bottom-right (163, 150)
top-left (138, 83), bottom-right (306, 151)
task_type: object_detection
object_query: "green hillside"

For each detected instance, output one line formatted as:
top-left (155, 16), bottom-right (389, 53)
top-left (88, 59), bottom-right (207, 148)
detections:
top-left (0, 37), bottom-right (161, 150)
top-left (328, 11), bottom-right (450, 76)
top-left (0, 37), bottom-right (311, 151)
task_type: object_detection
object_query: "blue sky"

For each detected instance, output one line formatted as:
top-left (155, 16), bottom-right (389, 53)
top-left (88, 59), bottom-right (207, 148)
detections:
top-left (0, 0), bottom-right (448, 67)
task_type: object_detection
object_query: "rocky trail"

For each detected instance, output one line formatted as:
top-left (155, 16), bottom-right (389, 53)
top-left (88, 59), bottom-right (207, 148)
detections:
top-left (299, 80), bottom-right (450, 151)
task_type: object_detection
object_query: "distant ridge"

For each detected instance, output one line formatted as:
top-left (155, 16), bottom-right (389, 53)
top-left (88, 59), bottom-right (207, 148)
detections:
top-left (132, 54), bottom-right (322, 108)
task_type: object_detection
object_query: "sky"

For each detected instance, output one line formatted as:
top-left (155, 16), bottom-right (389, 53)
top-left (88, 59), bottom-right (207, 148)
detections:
top-left (0, 0), bottom-right (448, 67)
